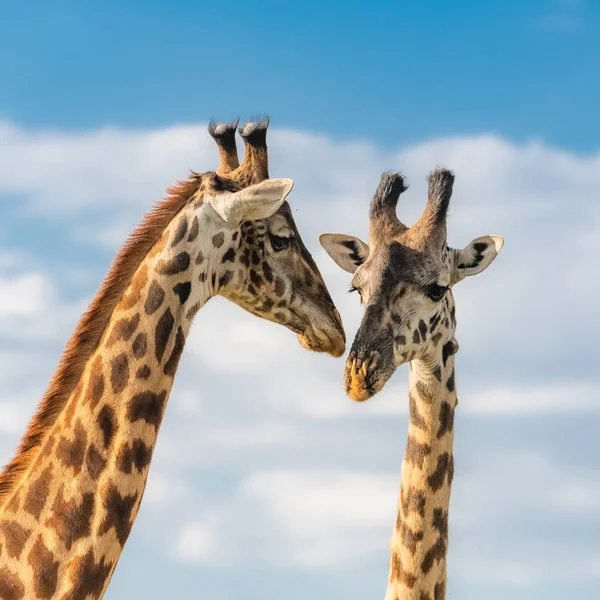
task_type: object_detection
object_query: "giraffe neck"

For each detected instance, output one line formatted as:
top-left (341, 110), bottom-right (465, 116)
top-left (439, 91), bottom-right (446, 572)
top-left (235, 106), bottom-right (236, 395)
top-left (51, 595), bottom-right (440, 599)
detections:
top-left (385, 340), bottom-right (458, 600)
top-left (0, 202), bottom-right (231, 599)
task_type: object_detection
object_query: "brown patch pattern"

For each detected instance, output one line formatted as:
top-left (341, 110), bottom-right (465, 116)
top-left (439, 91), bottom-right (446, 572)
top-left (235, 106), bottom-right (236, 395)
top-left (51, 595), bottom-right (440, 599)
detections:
top-left (0, 521), bottom-right (31, 560)
top-left (56, 420), bottom-right (87, 473)
top-left (27, 535), bottom-right (59, 598)
top-left (127, 390), bottom-right (168, 431)
top-left (110, 353), bottom-right (130, 394)
top-left (45, 488), bottom-right (95, 550)
top-left (164, 326), bottom-right (185, 376)
top-left (99, 484), bottom-right (138, 546)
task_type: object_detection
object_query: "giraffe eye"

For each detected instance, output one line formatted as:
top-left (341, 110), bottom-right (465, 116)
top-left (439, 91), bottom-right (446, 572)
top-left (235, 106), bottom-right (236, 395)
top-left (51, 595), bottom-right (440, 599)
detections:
top-left (269, 233), bottom-right (291, 252)
top-left (425, 284), bottom-right (448, 302)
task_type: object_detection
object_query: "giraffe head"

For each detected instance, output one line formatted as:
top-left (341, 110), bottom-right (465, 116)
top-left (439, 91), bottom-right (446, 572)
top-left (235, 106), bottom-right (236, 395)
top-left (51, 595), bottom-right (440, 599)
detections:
top-left (199, 118), bottom-right (345, 357)
top-left (320, 169), bottom-right (503, 399)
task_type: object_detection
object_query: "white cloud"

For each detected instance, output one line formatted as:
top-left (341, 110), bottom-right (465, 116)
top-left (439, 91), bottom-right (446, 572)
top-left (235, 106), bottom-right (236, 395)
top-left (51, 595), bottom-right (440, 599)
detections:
top-left (0, 121), bottom-right (599, 593)
top-left (176, 469), bottom-right (398, 568)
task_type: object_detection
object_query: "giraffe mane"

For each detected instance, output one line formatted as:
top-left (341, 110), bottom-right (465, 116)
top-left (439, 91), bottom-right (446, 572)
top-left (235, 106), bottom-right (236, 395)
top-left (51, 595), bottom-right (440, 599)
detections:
top-left (0, 173), bottom-right (204, 507)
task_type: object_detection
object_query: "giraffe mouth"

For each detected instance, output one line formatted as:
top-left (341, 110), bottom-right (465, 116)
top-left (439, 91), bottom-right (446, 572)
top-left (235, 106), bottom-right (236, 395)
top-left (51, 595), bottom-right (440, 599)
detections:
top-left (289, 309), bottom-right (346, 358)
top-left (343, 350), bottom-right (396, 401)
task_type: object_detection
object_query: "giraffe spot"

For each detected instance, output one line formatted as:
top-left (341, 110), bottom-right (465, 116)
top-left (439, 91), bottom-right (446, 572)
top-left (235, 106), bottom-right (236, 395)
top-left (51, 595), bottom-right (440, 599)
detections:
top-left (144, 281), bottom-right (165, 315)
top-left (119, 263), bottom-right (148, 310)
top-left (412, 329), bottom-right (421, 344)
top-left (429, 312), bottom-right (442, 331)
top-left (418, 319), bottom-right (427, 340)
top-left (107, 313), bottom-right (140, 347)
top-left (219, 270), bottom-right (233, 288)
top-left (442, 340), bottom-right (457, 366)
top-left (164, 327), bottom-right (185, 377)
top-left (251, 250), bottom-right (260, 265)
top-left (221, 247), bottom-right (235, 263)
top-left (240, 249), bottom-right (250, 267)
top-left (155, 308), bottom-right (174, 363)
top-left (173, 281), bottom-right (191, 304)
top-left (86, 444), bottom-right (107, 481)
top-left (0, 521), bottom-right (31, 560)
top-left (0, 567), bottom-right (24, 600)
top-left (195, 250), bottom-right (204, 265)
top-left (421, 537), bottom-right (446, 575)
top-left (420, 593), bottom-right (432, 600)
top-left (198, 272), bottom-right (207, 283)
top-left (421, 508), bottom-right (449, 574)
top-left (448, 454), bottom-right (455, 485)
top-left (110, 353), bottom-right (129, 394)
top-left (409, 391), bottom-right (426, 430)
top-left (64, 549), bottom-right (112, 600)
top-left (56, 420), bottom-right (87, 473)
top-left (434, 581), bottom-right (446, 600)
top-left (396, 519), bottom-right (424, 554)
top-left (247, 284), bottom-right (256, 296)
top-left (427, 452), bottom-right (451, 492)
top-left (436, 402), bottom-right (454, 439)
top-left (84, 355), bottom-right (105, 410)
top-left (185, 302), bottom-right (201, 321)
top-left (171, 216), bottom-right (188, 247)
top-left (446, 370), bottom-right (455, 392)
top-left (45, 488), bottom-right (95, 551)
top-left (127, 390), bottom-right (168, 431)
top-left (97, 405), bottom-right (118, 449)
top-left (389, 552), bottom-right (416, 588)
top-left (136, 365), bottom-right (151, 380)
top-left (250, 270), bottom-right (262, 288)
top-left (431, 332), bottom-right (443, 345)
top-left (99, 483), bottom-right (137, 546)
top-left (156, 252), bottom-right (190, 275)
top-left (27, 535), bottom-right (59, 599)
top-left (405, 436), bottom-right (431, 468)
top-left (395, 334), bottom-right (407, 346)
top-left (261, 297), bottom-right (275, 312)
top-left (432, 365), bottom-right (442, 382)
top-left (212, 232), bottom-right (225, 248)
top-left (263, 261), bottom-right (273, 283)
top-left (400, 487), bottom-right (426, 518)
top-left (211, 273), bottom-right (216, 287)
top-left (274, 277), bottom-right (285, 297)
top-left (132, 332), bottom-right (148, 359)
top-left (187, 216), bottom-right (199, 242)
top-left (117, 439), bottom-right (153, 475)
top-left (23, 465), bottom-right (52, 519)
top-left (415, 380), bottom-right (434, 404)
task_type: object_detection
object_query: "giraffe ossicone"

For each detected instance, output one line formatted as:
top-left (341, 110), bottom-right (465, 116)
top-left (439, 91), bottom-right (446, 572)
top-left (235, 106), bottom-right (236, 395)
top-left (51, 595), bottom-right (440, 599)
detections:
top-left (0, 117), bottom-right (345, 599)
top-left (320, 168), bottom-right (503, 600)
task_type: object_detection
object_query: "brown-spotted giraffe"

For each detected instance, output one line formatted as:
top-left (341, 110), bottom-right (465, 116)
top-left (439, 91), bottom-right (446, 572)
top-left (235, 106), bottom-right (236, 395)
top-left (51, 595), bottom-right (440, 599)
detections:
top-left (320, 169), bottom-right (503, 600)
top-left (0, 118), bottom-right (345, 600)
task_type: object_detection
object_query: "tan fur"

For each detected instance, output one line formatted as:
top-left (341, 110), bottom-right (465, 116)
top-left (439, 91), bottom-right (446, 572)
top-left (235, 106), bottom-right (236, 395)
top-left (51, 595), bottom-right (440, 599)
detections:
top-left (0, 177), bottom-right (199, 508)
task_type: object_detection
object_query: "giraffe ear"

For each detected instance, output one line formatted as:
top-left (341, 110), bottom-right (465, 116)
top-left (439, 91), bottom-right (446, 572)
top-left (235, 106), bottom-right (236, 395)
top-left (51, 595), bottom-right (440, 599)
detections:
top-left (452, 235), bottom-right (504, 281)
top-left (207, 178), bottom-right (294, 226)
top-left (319, 233), bottom-right (370, 274)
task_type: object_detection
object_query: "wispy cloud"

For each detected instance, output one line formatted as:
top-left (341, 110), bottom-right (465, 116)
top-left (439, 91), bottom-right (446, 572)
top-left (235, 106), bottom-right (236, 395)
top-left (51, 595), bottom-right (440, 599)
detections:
top-left (0, 121), bottom-right (599, 596)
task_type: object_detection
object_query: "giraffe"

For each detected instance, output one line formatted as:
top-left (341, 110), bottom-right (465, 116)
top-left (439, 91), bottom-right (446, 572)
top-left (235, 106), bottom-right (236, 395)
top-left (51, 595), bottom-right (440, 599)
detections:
top-left (319, 169), bottom-right (503, 600)
top-left (0, 118), bottom-right (345, 600)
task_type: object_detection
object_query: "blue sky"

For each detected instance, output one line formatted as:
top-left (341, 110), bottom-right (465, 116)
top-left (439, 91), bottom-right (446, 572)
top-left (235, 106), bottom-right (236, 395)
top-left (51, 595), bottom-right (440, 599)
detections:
top-left (0, 2), bottom-right (599, 600)
top-left (1, 0), bottom-right (599, 149)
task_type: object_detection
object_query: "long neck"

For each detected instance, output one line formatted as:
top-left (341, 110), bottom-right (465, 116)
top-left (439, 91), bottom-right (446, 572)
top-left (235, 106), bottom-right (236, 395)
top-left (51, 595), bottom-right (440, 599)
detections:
top-left (0, 203), bottom-right (228, 599)
top-left (385, 340), bottom-right (458, 600)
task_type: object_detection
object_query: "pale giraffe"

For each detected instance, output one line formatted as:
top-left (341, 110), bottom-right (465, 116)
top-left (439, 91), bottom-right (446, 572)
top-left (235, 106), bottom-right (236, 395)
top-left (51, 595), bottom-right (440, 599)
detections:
top-left (0, 118), bottom-right (345, 600)
top-left (320, 169), bottom-right (503, 600)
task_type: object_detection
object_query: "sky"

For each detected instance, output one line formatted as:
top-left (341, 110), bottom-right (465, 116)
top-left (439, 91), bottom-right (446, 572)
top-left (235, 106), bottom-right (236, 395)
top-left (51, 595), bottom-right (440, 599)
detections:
top-left (0, 1), bottom-right (599, 599)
